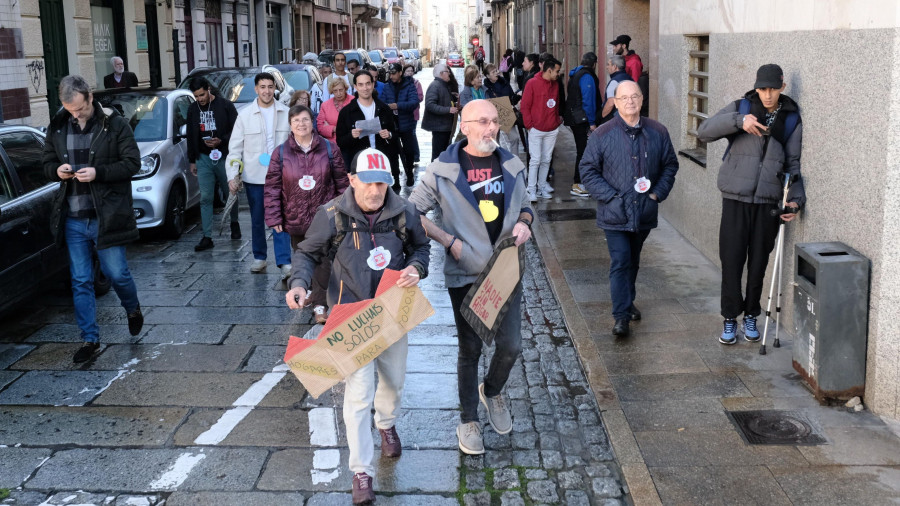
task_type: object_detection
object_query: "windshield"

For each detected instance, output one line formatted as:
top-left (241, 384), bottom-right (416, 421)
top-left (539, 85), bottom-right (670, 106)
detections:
top-left (97, 94), bottom-right (168, 142)
top-left (368, 51), bottom-right (383, 63)
top-left (344, 51), bottom-right (363, 64)
top-left (383, 49), bottom-right (398, 58)
top-left (181, 70), bottom-right (260, 103)
top-left (449, 54), bottom-right (461, 59)
top-left (281, 70), bottom-right (312, 92)
top-left (318, 53), bottom-right (334, 64)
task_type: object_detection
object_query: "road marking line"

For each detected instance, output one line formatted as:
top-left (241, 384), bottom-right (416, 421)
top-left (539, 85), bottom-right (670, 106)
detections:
top-left (311, 448), bottom-right (341, 484)
top-left (308, 407), bottom-right (338, 446)
top-left (148, 452), bottom-right (206, 490)
top-left (194, 365), bottom-right (287, 445)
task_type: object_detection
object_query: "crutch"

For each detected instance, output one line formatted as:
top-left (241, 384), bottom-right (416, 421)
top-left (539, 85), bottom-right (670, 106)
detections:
top-left (760, 171), bottom-right (798, 355)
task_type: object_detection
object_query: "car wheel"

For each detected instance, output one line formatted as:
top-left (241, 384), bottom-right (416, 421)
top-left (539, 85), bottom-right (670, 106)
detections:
top-left (162, 182), bottom-right (186, 239)
top-left (93, 250), bottom-right (111, 296)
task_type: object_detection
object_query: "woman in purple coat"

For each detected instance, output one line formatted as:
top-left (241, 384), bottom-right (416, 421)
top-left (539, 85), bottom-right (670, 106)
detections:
top-left (265, 105), bottom-right (349, 323)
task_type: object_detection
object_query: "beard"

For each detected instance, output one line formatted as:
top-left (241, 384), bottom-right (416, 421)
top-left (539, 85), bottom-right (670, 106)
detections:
top-left (474, 138), bottom-right (498, 153)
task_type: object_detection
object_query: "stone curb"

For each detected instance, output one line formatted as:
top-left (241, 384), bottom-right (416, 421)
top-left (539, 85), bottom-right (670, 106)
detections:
top-left (531, 213), bottom-right (663, 506)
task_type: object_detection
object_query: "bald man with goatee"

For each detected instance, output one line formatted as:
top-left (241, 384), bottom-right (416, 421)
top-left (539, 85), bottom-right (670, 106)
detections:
top-left (579, 81), bottom-right (679, 338)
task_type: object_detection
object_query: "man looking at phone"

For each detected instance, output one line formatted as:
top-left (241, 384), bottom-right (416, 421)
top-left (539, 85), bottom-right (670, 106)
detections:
top-left (187, 77), bottom-right (240, 251)
top-left (42, 74), bottom-right (144, 363)
top-left (697, 64), bottom-right (806, 345)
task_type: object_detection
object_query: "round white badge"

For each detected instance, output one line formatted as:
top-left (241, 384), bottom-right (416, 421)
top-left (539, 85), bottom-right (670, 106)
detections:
top-left (367, 246), bottom-right (391, 271)
top-left (634, 177), bottom-right (651, 193)
top-left (546, 98), bottom-right (557, 108)
top-left (299, 175), bottom-right (316, 191)
top-left (210, 149), bottom-right (222, 161)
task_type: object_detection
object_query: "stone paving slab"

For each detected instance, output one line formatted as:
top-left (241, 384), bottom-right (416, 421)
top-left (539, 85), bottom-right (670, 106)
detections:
top-left (307, 493), bottom-right (458, 505)
top-left (141, 324), bottom-right (232, 344)
top-left (609, 372), bottom-right (752, 401)
top-left (379, 408), bottom-right (460, 449)
top-left (23, 305), bottom-right (151, 326)
top-left (186, 274), bottom-right (288, 292)
top-left (25, 447), bottom-right (268, 491)
top-left (406, 325), bottom-right (459, 346)
top-left (0, 447), bottom-right (52, 488)
top-left (166, 491), bottom-right (308, 506)
top-left (697, 343), bottom-right (795, 373)
top-left (93, 372), bottom-right (268, 407)
top-left (733, 369), bottom-right (812, 398)
top-left (401, 373), bottom-right (458, 409)
top-left (796, 426), bottom-right (900, 465)
top-left (0, 406), bottom-right (187, 446)
top-left (0, 370), bottom-right (22, 390)
top-left (620, 399), bottom-right (734, 432)
top-left (720, 396), bottom-right (889, 428)
top-left (635, 429), bottom-right (810, 467)
top-left (95, 290), bottom-right (199, 308)
top-left (129, 273), bottom-right (205, 290)
top-left (590, 330), bottom-right (712, 353)
top-left (0, 370), bottom-right (121, 406)
top-left (601, 351), bottom-right (710, 376)
top-left (651, 465), bottom-right (792, 505)
top-left (0, 319), bottom-right (44, 343)
top-left (23, 324), bottom-right (147, 344)
top-left (0, 343), bottom-right (34, 369)
top-left (225, 323), bottom-right (315, 345)
top-left (189, 289), bottom-right (291, 307)
top-left (128, 259), bottom-right (192, 274)
top-left (173, 408), bottom-right (334, 448)
top-left (242, 345), bottom-right (286, 372)
top-left (163, 250), bottom-right (250, 263)
top-left (0, 490), bottom-right (50, 504)
top-left (143, 306), bottom-right (306, 326)
top-left (769, 465), bottom-right (900, 505)
top-left (406, 345), bottom-right (457, 374)
top-left (92, 344), bottom-right (252, 372)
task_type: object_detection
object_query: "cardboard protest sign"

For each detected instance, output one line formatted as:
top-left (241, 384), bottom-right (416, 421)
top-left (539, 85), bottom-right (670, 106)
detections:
top-left (283, 269), bottom-right (435, 398)
top-left (461, 237), bottom-right (525, 345)
top-left (485, 97), bottom-right (517, 133)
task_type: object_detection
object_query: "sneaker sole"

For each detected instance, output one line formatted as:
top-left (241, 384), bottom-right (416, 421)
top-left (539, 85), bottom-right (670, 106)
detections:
top-left (719, 336), bottom-right (738, 345)
top-left (744, 334), bottom-right (761, 342)
top-left (479, 384), bottom-right (512, 435)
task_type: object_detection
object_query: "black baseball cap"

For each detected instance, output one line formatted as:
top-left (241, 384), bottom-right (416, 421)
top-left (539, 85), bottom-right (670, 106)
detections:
top-left (754, 64), bottom-right (784, 89)
top-left (609, 34), bottom-right (631, 46)
top-left (389, 63), bottom-right (403, 74)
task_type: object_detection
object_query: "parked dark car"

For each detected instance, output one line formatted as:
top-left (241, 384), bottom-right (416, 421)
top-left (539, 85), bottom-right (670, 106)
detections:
top-left (0, 124), bottom-right (109, 315)
top-left (368, 49), bottom-right (388, 71)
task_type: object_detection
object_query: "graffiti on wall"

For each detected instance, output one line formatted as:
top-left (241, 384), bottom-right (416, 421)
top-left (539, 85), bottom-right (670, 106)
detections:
top-left (26, 60), bottom-right (44, 93)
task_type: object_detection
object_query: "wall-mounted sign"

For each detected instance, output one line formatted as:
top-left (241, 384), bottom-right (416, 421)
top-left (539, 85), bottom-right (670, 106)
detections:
top-left (136, 25), bottom-right (148, 50)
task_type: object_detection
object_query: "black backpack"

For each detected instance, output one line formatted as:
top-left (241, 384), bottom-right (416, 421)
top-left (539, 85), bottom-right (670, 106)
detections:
top-left (326, 206), bottom-right (411, 261)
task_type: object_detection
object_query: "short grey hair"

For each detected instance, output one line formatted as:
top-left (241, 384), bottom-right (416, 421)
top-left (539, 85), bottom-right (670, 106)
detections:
top-left (609, 55), bottom-right (625, 71)
top-left (110, 56), bottom-right (123, 66)
top-left (59, 75), bottom-right (92, 104)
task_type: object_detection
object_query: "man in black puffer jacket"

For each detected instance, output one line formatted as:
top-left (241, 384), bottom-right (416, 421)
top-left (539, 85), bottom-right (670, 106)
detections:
top-left (580, 81), bottom-right (679, 338)
top-left (697, 63), bottom-right (806, 346)
top-left (42, 75), bottom-right (143, 363)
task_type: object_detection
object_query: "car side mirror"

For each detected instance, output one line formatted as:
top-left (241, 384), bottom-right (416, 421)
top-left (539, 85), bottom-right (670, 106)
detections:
top-left (173, 124), bottom-right (187, 143)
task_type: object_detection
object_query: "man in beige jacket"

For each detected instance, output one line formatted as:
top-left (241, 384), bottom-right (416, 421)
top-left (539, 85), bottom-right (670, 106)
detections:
top-left (227, 72), bottom-right (292, 277)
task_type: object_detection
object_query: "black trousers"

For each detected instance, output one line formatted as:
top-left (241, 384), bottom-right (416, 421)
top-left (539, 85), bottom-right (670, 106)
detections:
top-left (719, 198), bottom-right (781, 319)
top-left (396, 129), bottom-right (418, 177)
top-left (571, 122), bottom-right (591, 185)
top-left (431, 131), bottom-right (453, 161)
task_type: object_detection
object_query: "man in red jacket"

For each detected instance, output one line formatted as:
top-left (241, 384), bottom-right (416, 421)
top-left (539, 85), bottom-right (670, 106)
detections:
top-left (610, 34), bottom-right (643, 82)
top-left (520, 54), bottom-right (562, 201)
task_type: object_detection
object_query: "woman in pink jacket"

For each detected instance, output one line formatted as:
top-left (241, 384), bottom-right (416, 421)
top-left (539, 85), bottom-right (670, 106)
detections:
top-left (316, 78), bottom-right (354, 144)
top-left (265, 105), bottom-right (349, 323)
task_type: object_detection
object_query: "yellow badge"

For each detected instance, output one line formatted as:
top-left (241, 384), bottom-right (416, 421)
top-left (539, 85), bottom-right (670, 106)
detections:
top-left (479, 200), bottom-right (499, 223)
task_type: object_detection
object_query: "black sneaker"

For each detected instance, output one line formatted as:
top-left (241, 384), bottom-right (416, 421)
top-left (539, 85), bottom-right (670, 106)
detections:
top-left (73, 343), bottom-right (100, 363)
top-left (612, 319), bottom-right (630, 337)
top-left (230, 222), bottom-right (241, 240)
top-left (194, 237), bottom-right (214, 251)
top-left (127, 306), bottom-right (144, 336)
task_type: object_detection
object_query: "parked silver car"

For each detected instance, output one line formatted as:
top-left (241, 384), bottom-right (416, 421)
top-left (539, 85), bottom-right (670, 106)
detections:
top-left (95, 88), bottom-right (200, 238)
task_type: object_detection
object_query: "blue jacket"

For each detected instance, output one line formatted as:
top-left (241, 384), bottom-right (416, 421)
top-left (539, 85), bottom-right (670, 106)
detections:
top-left (579, 116), bottom-right (679, 231)
top-left (380, 76), bottom-right (420, 132)
top-left (568, 66), bottom-right (599, 125)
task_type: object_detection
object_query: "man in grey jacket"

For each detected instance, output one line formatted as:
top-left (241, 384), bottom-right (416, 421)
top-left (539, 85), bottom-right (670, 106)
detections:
top-left (410, 100), bottom-right (534, 455)
top-left (697, 64), bottom-right (806, 345)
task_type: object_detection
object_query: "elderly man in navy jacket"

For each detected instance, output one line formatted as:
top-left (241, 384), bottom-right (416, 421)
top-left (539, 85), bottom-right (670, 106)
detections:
top-left (579, 81), bottom-right (679, 337)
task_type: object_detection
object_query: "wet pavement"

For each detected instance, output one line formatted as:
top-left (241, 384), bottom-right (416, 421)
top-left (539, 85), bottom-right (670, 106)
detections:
top-left (0, 68), bottom-right (628, 505)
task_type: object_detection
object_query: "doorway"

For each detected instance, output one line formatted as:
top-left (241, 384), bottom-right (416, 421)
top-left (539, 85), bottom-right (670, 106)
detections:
top-left (39, 0), bottom-right (69, 114)
top-left (145, 0), bottom-right (162, 87)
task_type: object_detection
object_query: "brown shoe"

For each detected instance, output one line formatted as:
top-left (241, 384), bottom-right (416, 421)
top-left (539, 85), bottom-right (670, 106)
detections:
top-left (352, 472), bottom-right (375, 505)
top-left (379, 426), bottom-right (402, 457)
top-left (314, 305), bottom-right (328, 324)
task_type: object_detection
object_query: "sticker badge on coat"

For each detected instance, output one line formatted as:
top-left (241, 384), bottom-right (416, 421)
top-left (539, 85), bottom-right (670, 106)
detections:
top-left (259, 153), bottom-right (271, 166)
top-left (479, 200), bottom-right (499, 222)
top-left (210, 149), bottom-right (222, 161)
top-left (299, 175), bottom-right (316, 191)
top-left (367, 246), bottom-right (391, 271)
top-left (546, 98), bottom-right (557, 108)
top-left (634, 177), bottom-right (651, 193)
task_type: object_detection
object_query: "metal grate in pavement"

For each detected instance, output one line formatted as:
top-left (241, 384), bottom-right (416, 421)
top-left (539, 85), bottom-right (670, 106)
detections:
top-left (537, 209), bottom-right (596, 222)
top-left (728, 410), bottom-right (827, 446)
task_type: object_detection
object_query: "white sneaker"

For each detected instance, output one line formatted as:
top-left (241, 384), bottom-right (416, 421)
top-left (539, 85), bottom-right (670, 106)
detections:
top-left (540, 183), bottom-right (555, 193)
top-left (570, 184), bottom-right (589, 197)
top-left (280, 264), bottom-right (292, 280)
top-left (250, 259), bottom-right (267, 273)
top-left (536, 189), bottom-right (552, 199)
top-left (526, 189), bottom-right (537, 202)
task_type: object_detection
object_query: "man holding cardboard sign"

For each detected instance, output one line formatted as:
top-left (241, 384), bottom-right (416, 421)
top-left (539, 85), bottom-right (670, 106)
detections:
top-left (286, 147), bottom-right (430, 505)
top-left (410, 100), bottom-right (534, 456)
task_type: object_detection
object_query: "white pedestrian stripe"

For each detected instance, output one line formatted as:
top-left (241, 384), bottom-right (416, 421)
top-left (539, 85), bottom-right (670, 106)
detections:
top-left (194, 365), bottom-right (287, 445)
top-left (310, 448), bottom-right (341, 485)
top-left (308, 407), bottom-right (338, 446)
top-left (148, 452), bottom-right (206, 490)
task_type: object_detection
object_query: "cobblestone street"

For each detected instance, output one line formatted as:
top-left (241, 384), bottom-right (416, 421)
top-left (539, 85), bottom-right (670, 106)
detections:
top-left (0, 68), bottom-right (627, 505)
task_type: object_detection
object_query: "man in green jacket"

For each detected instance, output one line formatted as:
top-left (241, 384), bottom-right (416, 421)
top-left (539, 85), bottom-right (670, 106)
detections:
top-left (42, 74), bottom-right (143, 363)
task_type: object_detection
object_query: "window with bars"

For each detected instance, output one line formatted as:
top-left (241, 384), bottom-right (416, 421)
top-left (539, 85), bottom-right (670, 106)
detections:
top-left (682, 35), bottom-right (709, 166)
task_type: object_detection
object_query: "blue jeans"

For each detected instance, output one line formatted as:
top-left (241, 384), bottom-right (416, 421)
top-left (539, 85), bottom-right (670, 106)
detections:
top-left (65, 217), bottom-right (140, 343)
top-left (449, 285), bottom-right (523, 424)
top-left (604, 229), bottom-right (651, 321)
top-left (244, 182), bottom-right (291, 265)
top-left (197, 154), bottom-right (238, 237)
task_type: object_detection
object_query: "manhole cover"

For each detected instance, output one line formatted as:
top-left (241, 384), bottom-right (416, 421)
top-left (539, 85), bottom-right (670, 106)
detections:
top-left (537, 209), bottom-right (596, 222)
top-left (728, 410), bottom-right (827, 446)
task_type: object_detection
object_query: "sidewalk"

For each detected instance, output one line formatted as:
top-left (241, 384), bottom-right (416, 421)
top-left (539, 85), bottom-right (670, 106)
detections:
top-left (534, 126), bottom-right (900, 504)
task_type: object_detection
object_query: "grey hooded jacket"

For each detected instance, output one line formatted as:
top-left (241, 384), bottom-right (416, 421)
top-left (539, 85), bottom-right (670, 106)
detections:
top-left (697, 92), bottom-right (806, 207)
top-left (408, 140), bottom-right (533, 288)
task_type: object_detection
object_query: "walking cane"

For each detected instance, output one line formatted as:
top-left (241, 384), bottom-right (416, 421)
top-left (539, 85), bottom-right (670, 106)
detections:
top-left (760, 171), bottom-right (798, 355)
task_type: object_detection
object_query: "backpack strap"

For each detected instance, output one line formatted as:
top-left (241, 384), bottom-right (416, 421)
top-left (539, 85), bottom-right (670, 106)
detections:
top-left (782, 112), bottom-right (799, 143)
top-left (327, 209), bottom-right (350, 262)
top-left (722, 99), bottom-right (752, 161)
top-left (323, 138), bottom-right (334, 172)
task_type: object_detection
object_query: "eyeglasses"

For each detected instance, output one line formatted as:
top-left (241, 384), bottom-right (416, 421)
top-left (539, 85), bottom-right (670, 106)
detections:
top-left (462, 118), bottom-right (500, 126)
top-left (615, 95), bottom-right (643, 103)
top-left (291, 117), bottom-right (313, 124)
